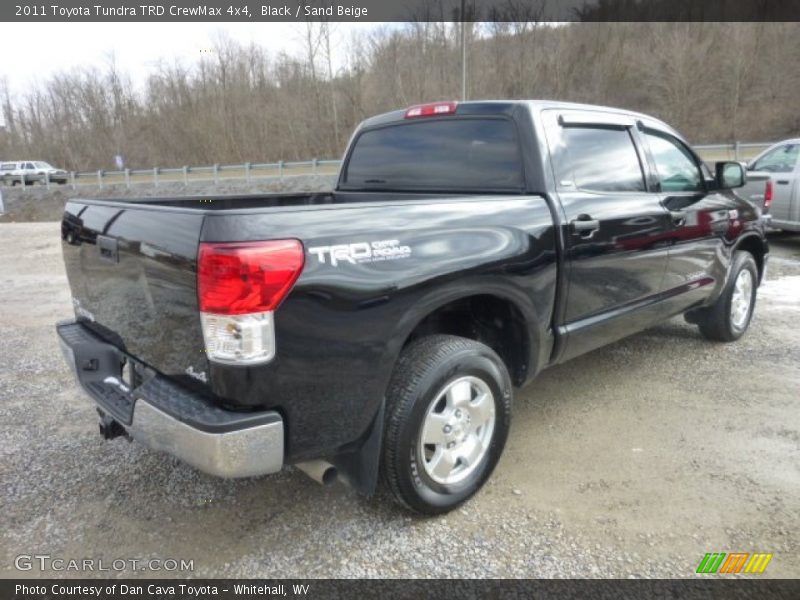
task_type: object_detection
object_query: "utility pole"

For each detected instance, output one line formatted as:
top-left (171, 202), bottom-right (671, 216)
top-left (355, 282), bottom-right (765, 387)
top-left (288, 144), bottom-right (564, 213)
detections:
top-left (460, 0), bottom-right (467, 101)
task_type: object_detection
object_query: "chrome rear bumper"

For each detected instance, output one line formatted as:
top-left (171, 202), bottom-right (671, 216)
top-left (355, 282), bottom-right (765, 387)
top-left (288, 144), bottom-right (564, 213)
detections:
top-left (57, 320), bottom-right (283, 478)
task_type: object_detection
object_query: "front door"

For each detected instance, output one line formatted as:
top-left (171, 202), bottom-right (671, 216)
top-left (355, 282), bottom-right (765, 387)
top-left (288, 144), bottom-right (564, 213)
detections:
top-left (639, 127), bottom-right (733, 312)
top-left (542, 110), bottom-right (672, 361)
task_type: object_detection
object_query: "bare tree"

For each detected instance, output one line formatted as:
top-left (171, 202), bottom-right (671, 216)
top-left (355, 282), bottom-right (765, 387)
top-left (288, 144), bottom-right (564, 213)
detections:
top-left (1, 22), bottom-right (799, 171)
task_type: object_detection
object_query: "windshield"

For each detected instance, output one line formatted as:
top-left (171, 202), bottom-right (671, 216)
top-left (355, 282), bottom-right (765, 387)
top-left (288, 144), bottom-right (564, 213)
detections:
top-left (750, 144), bottom-right (799, 173)
top-left (35, 162), bottom-right (54, 169)
top-left (342, 118), bottom-right (524, 192)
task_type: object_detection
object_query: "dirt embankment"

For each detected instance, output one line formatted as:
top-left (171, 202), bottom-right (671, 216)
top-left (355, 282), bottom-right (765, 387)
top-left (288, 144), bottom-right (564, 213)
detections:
top-left (0, 176), bottom-right (337, 223)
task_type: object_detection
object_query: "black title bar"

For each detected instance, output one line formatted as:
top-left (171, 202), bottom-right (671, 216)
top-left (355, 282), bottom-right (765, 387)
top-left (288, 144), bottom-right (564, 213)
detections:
top-left (3, 0), bottom-right (800, 22)
top-left (4, 579), bottom-right (800, 600)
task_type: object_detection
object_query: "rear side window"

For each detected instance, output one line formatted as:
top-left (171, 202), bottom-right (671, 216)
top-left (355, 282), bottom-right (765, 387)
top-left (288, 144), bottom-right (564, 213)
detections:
top-left (750, 144), bottom-right (799, 173)
top-left (343, 119), bottom-right (524, 191)
top-left (1, 163), bottom-right (15, 170)
top-left (554, 126), bottom-right (645, 192)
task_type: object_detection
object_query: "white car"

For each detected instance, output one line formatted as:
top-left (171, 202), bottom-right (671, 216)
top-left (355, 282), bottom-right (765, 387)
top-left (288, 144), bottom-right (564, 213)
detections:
top-left (1, 160), bottom-right (69, 186)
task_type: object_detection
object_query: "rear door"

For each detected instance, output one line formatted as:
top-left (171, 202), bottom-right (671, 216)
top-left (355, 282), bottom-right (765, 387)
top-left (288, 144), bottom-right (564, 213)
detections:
top-left (748, 142), bottom-right (800, 222)
top-left (542, 110), bottom-right (672, 361)
top-left (22, 162), bottom-right (37, 183)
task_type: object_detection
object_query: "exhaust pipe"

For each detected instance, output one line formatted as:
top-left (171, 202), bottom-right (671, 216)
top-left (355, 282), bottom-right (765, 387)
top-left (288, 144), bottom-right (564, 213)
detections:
top-left (295, 460), bottom-right (338, 486)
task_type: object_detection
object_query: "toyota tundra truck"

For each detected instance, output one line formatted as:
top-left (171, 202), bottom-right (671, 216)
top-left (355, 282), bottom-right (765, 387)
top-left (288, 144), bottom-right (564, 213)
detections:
top-left (57, 100), bottom-right (769, 514)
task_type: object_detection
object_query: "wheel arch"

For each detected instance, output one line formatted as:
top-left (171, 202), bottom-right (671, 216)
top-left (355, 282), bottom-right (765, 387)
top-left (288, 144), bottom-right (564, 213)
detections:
top-left (388, 279), bottom-right (543, 386)
top-left (397, 292), bottom-right (533, 387)
top-left (333, 280), bottom-right (548, 497)
top-left (734, 233), bottom-right (768, 284)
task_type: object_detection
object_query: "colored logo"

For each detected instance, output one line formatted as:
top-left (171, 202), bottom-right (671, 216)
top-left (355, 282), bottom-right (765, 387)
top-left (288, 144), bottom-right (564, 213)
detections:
top-left (696, 553), bottom-right (773, 574)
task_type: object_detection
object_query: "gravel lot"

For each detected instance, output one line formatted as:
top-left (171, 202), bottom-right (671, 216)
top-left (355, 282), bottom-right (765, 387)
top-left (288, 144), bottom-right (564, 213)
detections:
top-left (1, 223), bottom-right (798, 579)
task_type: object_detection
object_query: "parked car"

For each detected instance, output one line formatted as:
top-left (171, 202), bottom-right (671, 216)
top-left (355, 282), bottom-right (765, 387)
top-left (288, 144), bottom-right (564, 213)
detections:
top-left (55, 100), bottom-right (768, 514)
top-left (743, 140), bottom-right (800, 232)
top-left (1, 160), bottom-right (68, 185)
top-left (0, 162), bottom-right (17, 184)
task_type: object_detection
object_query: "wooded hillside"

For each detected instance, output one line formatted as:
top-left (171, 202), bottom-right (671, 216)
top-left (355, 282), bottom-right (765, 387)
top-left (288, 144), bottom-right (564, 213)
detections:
top-left (1, 21), bottom-right (798, 170)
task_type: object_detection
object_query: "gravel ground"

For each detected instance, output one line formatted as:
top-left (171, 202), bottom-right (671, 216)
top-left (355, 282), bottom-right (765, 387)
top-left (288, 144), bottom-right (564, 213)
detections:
top-left (0, 223), bottom-right (798, 579)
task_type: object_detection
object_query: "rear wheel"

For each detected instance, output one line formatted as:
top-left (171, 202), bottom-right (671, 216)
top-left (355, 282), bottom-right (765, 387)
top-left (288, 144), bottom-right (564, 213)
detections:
top-left (695, 251), bottom-right (758, 342)
top-left (382, 335), bottom-right (512, 514)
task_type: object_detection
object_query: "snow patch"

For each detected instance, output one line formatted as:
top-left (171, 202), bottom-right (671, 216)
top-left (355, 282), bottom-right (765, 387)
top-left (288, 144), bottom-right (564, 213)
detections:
top-left (759, 276), bottom-right (800, 310)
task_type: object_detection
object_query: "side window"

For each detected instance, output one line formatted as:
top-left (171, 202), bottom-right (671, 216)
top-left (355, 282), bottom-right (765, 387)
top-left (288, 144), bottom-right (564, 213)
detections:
top-left (25, 162), bottom-right (35, 170)
top-left (750, 144), bottom-right (799, 173)
top-left (644, 131), bottom-right (704, 193)
top-left (555, 126), bottom-right (645, 192)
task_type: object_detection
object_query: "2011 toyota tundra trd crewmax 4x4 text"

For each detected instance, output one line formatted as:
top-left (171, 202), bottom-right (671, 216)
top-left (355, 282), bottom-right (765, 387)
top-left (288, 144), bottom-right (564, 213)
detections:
top-left (57, 100), bottom-right (768, 514)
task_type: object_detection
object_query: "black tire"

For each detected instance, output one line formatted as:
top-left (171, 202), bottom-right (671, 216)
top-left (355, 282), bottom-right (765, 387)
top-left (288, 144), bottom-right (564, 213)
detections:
top-left (382, 334), bottom-right (512, 515)
top-left (695, 251), bottom-right (758, 342)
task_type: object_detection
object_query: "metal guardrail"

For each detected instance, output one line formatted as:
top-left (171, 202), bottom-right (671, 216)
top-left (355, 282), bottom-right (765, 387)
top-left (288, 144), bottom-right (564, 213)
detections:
top-left (693, 142), bottom-right (774, 161)
top-left (7, 141), bottom-right (782, 191)
top-left (12, 158), bottom-right (343, 191)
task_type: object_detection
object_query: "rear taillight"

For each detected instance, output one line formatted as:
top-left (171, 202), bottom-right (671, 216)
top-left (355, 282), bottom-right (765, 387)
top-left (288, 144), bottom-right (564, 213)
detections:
top-left (404, 101), bottom-right (458, 119)
top-left (763, 179), bottom-right (773, 211)
top-left (198, 240), bottom-right (304, 365)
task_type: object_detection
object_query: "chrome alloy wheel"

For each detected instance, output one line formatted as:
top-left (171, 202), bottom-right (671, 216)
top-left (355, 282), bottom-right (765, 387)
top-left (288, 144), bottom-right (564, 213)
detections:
top-left (730, 268), bottom-right (754, 330)
top-left (418, 376), bottom-right (496, 485)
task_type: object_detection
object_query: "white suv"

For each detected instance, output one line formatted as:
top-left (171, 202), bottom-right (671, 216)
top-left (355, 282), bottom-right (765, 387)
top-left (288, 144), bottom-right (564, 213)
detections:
top-left (1, 161), bottom-right (68, 185)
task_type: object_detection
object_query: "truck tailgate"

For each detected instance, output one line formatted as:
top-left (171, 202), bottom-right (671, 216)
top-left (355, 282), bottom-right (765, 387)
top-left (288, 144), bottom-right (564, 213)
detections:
top-left (738, 170), bottom-right (770, 211)
top-left (61, 201), bottom-right (208, 386)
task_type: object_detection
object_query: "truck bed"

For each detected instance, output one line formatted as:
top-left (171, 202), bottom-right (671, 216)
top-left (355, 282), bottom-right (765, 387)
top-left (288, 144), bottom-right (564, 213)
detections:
top-left (80, 190), bottom-right (480, 211)
top-left (60, 191), bottom-right (557, 464)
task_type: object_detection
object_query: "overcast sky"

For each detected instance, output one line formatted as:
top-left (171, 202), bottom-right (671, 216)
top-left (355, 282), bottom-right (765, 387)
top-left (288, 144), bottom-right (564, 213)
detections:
top-left (0, 22), bottom-right (385, 97)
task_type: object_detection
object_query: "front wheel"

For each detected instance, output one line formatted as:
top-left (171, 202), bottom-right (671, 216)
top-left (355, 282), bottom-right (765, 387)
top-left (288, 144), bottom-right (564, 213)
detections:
top-left (694, 251), bottom-right (758, 342)
top-left (382, 335), bottom-right (512, 514)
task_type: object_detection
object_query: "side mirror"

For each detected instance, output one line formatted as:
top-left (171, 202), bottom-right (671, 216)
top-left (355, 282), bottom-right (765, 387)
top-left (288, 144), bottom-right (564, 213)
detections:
top-left (715, 161), bottom-right (746, 189)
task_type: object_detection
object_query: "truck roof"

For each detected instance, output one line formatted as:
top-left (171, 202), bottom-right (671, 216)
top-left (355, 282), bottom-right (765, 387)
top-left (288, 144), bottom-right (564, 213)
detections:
top-left (359, 99), bottom-right (682, 140)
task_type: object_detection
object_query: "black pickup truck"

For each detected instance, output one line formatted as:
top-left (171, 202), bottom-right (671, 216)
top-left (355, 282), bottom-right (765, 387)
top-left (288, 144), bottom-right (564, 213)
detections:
top-left (57, 100), bottom-right (768, 514)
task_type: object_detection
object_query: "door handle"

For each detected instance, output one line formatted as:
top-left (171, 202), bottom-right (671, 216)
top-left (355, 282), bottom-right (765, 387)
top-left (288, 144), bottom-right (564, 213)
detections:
top-left (670, 210), bottom-right (686, 227)
top-left (776, 180), bottom-right (790, 185)
top-left (571, 215), bottom-right (600, 236)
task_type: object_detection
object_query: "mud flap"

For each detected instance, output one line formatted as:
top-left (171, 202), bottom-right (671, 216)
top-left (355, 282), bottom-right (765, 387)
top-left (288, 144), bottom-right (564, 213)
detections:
top-left (331, 399), bottom-right (385, 496)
